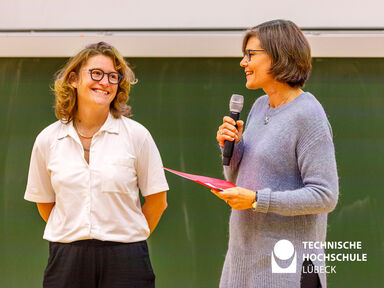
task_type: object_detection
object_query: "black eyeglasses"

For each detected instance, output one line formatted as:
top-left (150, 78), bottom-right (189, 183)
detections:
top-left (244, 49), bottom-right (264, 61)
top-left (88, 68), bottom-right (122, 84)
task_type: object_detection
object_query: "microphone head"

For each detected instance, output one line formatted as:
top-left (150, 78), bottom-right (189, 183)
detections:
top-left (229, 94), bottom-right (244, 113)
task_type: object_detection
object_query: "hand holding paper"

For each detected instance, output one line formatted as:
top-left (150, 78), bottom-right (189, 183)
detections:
top-left (163, 167), bottom-right (236, 191)
top-left (164, 167), bottom-right (256, 210)
top-left (210, 187), bottom-right (256, 210)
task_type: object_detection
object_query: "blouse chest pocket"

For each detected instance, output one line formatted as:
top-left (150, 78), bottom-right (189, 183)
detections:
top-left (102, 155), bottom-right (137, 194)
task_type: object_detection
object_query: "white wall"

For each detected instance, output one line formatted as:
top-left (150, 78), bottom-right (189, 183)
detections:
top-left (1, 0), bottom-right (383, 57)
top-left (1, 0), bottom-right (383, 30)
top-left (2, 31), bottom-right (384, 57)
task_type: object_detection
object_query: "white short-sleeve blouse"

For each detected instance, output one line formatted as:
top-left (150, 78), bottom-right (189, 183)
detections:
top-left (24, 113), bottom-right (169, 243)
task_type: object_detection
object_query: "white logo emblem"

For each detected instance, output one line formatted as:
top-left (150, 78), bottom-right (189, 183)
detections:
top-left (271, 239), bottom-right (296, 273)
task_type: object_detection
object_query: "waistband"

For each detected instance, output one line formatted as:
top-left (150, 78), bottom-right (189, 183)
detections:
top-left (50, 239), bottom-right (147, 246)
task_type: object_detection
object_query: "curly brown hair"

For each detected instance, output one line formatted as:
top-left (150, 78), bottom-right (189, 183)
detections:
top-left (54, 42), bottom-right (137, 123)
top-left (243, 20), bottom-right (311, 88)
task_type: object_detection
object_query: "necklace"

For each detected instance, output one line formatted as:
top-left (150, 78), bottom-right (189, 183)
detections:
top-left (74, 121), bottom-right (94, 139)
top-left (264, 94), bottom-right (291, 125)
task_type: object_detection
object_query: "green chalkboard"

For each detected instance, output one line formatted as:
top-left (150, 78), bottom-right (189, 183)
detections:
top-left (0, 57), bottom-right (383, 287)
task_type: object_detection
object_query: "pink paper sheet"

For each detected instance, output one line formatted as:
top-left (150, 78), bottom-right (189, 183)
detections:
top-left (164, 167), bottom-right (236, 191)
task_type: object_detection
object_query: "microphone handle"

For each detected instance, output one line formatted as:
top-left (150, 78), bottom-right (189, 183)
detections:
top-left (222, 111), bottom-right (240, 166)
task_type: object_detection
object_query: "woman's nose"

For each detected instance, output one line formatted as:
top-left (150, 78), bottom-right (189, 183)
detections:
top-left (240, 56), bottom-right (248, 67)
top-left (99, 74), bottom-right (110, 85)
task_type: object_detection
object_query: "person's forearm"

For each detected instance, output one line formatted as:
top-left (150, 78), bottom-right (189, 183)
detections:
top-left (36, 202), bottom-right (55, 222)
top-left (142, 192), bottom-right (167, 234)
top-left (142, 204), bottom-right (165, 234)
top-left (221, 139), bottom-right (244, 183)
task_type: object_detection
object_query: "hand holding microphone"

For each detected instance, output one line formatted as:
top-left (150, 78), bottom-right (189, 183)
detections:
top-left (216, 117), bottom-right (244, 146)
top-left (217, 94), bottom-right (244, 166)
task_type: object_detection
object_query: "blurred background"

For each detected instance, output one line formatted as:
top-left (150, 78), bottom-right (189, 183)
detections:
top-left (1, 1), bottom-right (383, 287)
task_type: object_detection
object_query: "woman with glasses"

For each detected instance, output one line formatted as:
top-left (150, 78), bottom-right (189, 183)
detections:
top-left (213, 20), bottom-right (338, 288)
top-left (24, 42), bottom-right (168, 288)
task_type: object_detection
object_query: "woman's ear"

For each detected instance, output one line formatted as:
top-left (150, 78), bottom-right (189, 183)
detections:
top-left (69, 72), bottom-right (78, 88)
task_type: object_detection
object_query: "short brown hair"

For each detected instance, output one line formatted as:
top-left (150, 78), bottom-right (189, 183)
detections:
top-left (243, 19), bottom-right (311, 87)
top-left (54, 42), bottom-right (137, 123)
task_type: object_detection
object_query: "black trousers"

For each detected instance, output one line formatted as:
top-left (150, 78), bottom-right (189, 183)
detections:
top-left (301, 260), bottom-right (321, 288)
top-left (43, 240), bottom-right (155, 288)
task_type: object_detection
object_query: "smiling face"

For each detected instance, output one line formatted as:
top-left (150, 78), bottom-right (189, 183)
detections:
top-left (71, 54), bottom-right (119, 110)
top-left (240, 36), bottom-right (274, 90)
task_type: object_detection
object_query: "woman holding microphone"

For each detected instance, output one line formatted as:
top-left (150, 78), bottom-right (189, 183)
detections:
top-left (213, 20), bottom-right (338, 288)
top-left (24, 42), bottom-right (168, 288)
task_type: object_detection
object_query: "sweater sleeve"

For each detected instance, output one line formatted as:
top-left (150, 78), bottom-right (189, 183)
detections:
top-left (221, 139), bottom-right (244, 183)
top-left (220, 97), bottom-right (265, 183)
top-left (255, 122), bottom-right (339, 216)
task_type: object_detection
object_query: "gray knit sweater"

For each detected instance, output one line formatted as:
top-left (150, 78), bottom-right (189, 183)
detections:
top-left (220, 92), bottom-right (338, 288)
